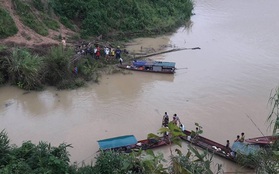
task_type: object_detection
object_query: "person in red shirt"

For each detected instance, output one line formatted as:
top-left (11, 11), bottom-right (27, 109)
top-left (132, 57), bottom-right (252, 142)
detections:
top-left (95, 45), bottom-right (101, 59)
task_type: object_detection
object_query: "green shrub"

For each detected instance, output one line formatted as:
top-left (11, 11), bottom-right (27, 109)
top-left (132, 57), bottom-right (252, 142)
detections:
top-left (0, 71), bottom-right (6, 85)
top-left (0, 137), bottom-right (72, 174)
top-left (77, 58), bottom-right (98, 81)
top-left (12, 0), bottom-right (48, 36)
top-left (1, 48), bottom-right (44, 90)
top-left (0, 130), bottom-right (11, 166)
top-left (0, 8), bottom-right (18, 38)
top-left (44, 45), bottom-right (74, 85)
top-left (60, 16), bottom-right (76, 31)
top-left (32, 0), bottom-right (44, 12)
top-left (42, 14), bottom-right (60, 30)
top-left (49, 0), bottom-right (194, 38)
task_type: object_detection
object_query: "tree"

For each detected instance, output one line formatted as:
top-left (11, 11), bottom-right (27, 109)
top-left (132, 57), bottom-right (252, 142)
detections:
top-left (268, 87), bottom-right (279, 135)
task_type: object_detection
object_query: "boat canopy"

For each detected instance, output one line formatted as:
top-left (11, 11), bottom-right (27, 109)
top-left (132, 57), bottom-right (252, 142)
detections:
top-left (154, 61), bottom-right (175, 68)
top-left (97, 135), bottom-right (137, 150)
top-left (231, 142), bottom-right (260, 156)
top-left (132, 60), bottom-right (175, 68)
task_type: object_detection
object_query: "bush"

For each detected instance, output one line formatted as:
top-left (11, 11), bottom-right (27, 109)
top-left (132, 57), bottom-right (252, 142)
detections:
top-left (49, 0), bottom-right (194, 38)
top-left (32, 0), bottom-right (44, 12)
top-left (12, 0), bottom-right (48, 36)
top-left (0, 8), bottom-right (18, 38)
top-left (0, 133), bottom-right (72, 174)
top-left (1, 48), bottom-right (44, 90)
top-left (0, 130), bottom-right (11, 166)
top-left (44, 45), bottom-right (75, 86)
top-left (42, 14), bottom-right (60, 31)
top-left (0, 71), bottom-right (6, 85)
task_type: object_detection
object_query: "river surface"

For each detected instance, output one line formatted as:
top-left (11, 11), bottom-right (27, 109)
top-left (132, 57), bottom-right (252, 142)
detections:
top-left (1, 0), bottom-right (279, 173)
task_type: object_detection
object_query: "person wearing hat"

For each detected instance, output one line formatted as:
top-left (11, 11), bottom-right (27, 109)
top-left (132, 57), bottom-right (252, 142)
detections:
top-left (115, 46), bottom-right (121, 59)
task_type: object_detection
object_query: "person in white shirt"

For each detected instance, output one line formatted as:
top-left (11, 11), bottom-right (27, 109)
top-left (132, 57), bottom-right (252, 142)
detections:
top-left (179, 124), bottom-right (185, 131)
top-left (104, 47), bottom-right (110, 59)
top-left (172, 114), bottom-right (181, 125)
top-left (119, 57), bottom-right (123, 65)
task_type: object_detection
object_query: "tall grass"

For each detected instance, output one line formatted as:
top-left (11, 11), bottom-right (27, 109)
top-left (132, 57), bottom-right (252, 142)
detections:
top-left (1, 48), bottom-right (44, 90)
top-left (0, 7), bottom-right (18, 38)
top-left (49, 0), bottom-right (194, 38)
top-left (44, 45), bottom-right (74, 85)
top-left (12, 0), bottom-right (49, 36)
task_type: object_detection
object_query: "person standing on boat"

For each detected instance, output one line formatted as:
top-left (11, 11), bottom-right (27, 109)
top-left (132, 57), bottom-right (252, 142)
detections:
top-left (239, 132), bottom-right (245, 142)
top-left (162, 112), bottom-right (169, 127)
top-left (225, 140), bottom-right (232, 156)
top-left (225, 140), bottom-right (230, 149)
top-left (234, 135), bottom-right (240, 142)
top-left (179, 124), bottom-right (185, 131)
top-left (172, 114), bottom-right (181, 126)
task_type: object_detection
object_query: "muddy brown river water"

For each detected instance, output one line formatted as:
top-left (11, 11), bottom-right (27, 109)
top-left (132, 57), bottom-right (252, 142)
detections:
top-left (1, 0), bottom-right (279, 173)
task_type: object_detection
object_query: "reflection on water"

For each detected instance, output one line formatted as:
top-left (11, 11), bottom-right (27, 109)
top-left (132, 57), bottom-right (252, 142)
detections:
top-left (1, 0), bottom-right (279, 172)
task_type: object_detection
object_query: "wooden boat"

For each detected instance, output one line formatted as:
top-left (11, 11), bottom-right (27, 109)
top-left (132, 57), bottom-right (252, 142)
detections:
top-left (117, 60), bottom-right (176, 74)
top-left (245, 135), bottom-right (279, 146)
top-left (231, 142), bottom-right (260, 156)
top-left (181, 130), bottom-right (261, 169)
top-left (97, 135), bottom-right (169, 153)
top-left (181, 130), bottom-right (236, 162)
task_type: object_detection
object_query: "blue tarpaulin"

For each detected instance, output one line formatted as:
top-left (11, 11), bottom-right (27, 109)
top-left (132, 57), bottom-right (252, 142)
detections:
top-left (231, 142), bottom-right (261, 156)
top-left (97, 135), bottom-right (138, 150)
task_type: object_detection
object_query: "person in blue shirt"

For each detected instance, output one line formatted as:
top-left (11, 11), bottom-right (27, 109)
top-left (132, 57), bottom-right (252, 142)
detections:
top-left (115, 46), bottom-right (121, 59)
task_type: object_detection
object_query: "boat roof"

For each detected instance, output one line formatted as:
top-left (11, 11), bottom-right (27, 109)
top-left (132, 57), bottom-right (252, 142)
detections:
top-left (97, 135), bottom-right (137, 150)
top-left (132, 60), bottom-right (175, 68)
top-left (231, 142), bottom-right (260, 156)
top-left (245, 135), bottom-right (278, 144)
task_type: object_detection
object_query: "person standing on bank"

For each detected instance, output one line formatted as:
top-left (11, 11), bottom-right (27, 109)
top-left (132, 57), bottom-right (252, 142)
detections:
top-left (95, 44), bottom-right (101, 59)
top-left (115, 46), bottom-right (121, 59)
top-left (61, 37), bottom-right (66, 50)
top-left (119, 57), bottom-right (123, 65)
top-left (162, 112), bottom-right (169, 127)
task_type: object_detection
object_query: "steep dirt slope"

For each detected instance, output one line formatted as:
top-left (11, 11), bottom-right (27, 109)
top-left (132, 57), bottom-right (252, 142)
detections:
top-left (0, 0), bottom-right (75, 48)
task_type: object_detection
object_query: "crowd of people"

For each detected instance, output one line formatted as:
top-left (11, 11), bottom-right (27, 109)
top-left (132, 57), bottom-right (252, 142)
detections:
top-left (161, 112), bottom-right (185, 137)
top-left (161, 111), bottom-right (247, 159)
top-left (74, 42), bottom-right (123, 60)
top-left (61, 37), bottom-right (126, 64)
top-left (74, 41), bottom-right (129, 63)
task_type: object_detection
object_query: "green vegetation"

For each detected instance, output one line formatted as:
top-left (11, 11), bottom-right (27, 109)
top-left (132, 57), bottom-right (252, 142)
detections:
top-left (1, 0), bottom-right (194, 40)
top-left (230, 87), bottom-right (279, 173)
top-left (0, 46), bottom-right (105, 90)
top-left (0, 0), bottom-right (195, 89)
top-left (41, 14), bottom-right (60, 31)
top-left (1, 48), bottom-right (44, 90)
top-left (1, 93), bottom-right (279, 173)
top-left (49, 0), bottom-right (194, 38)
top-left (0, 123), bottom-right (223, 174)
top-left (12, 0), bottom-right (49, 36)
top-left (0, 7), bottom-right (18, 39)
